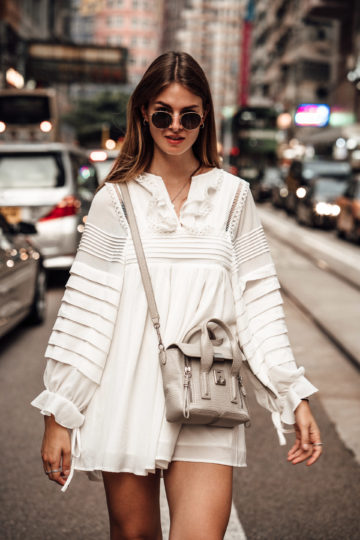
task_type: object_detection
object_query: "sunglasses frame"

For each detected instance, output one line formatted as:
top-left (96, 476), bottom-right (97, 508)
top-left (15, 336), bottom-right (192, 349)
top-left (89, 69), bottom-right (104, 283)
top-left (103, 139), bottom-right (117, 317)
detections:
top-left (150, 110), bottom-right (204, 130)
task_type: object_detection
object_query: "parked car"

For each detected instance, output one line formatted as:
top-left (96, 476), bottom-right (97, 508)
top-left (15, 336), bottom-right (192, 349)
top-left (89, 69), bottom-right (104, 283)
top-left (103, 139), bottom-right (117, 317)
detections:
top-left (89, 149), bottom-right (118, 184)
top-left (253, 166), bottom-right (284, 202)
top-left (271, 177), bottom-right (288, 209)
top-left (284, 159), bottom-right (351, 214)
top-left (0, 143), bottom-right (99, 270)
top-left (336, 175), bottom-right (360, 242)
top-left (0, 213), bottom-right (46, 338)
top-left (295, 177), bottom-right (347, 228)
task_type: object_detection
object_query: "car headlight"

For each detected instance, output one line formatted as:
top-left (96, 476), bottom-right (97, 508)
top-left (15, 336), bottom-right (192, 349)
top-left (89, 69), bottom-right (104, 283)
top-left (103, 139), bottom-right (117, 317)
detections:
top-left (315, 202), bottom-right (340, 216)
top-left (296, 187), bottom-right (307, 198)
top-left (330, 204), bottom-right (340, 216)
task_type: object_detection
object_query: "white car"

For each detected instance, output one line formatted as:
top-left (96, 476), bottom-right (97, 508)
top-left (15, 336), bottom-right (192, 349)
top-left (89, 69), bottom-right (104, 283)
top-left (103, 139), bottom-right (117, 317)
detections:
top-left (89, 149), bottom-right (118, 184)
top-left (0, 143), bottom-right (99, 270)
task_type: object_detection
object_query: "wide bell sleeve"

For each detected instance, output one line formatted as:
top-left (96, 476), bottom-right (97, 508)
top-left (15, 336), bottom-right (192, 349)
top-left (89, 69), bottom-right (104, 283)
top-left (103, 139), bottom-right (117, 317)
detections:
top-left (230, 182), bottom-right (317, 443)
top-left (31, 183), bottom-right (128, 429)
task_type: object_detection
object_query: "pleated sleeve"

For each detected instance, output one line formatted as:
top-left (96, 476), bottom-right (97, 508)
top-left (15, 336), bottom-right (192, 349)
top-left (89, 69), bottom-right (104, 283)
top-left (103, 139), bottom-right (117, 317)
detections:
top-left (31, 183), bottom-right (128, 429)
top-left (230, 182), bottom-right (317, 438)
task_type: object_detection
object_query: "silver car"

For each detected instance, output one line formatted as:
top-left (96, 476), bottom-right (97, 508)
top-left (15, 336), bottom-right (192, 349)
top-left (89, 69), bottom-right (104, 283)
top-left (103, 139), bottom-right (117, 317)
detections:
top-left (0, 214), bottom-right (46, 338)
top-left (0, 143), bottom-right (98, 270)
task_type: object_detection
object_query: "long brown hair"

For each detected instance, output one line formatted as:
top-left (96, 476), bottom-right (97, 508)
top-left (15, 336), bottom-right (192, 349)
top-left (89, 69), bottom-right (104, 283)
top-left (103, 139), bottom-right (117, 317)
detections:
top-left (103, 51), bottom-right (220, 185)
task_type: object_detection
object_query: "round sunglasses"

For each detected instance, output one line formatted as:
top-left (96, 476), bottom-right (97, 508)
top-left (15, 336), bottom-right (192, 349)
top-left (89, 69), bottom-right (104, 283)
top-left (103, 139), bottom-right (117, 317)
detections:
top-left (151, 110), bottom-right (203, 130)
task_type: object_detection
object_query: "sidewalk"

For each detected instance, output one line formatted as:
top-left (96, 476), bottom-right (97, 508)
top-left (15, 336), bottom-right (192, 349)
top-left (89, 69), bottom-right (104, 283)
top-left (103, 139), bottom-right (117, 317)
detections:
top-left (259, 207), bottom-right (360, 369)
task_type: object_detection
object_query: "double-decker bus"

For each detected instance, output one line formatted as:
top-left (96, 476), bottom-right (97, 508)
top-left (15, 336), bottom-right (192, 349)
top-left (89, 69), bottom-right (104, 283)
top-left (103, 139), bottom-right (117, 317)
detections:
top-left (221, 106), bottom-right (279, 186)
top-left (0, 88), bottom-right (59, 142)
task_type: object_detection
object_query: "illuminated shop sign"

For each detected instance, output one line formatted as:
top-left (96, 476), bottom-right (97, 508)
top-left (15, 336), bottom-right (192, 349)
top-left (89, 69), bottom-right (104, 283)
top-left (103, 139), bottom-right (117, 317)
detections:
top-left (294, 104), bottom-right (330, 127)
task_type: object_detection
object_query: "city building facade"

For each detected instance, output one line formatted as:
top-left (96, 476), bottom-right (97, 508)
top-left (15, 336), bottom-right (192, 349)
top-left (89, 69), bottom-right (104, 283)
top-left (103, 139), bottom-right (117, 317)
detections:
top-left (0, 0), bottom-right (72, 88)
top-left (160, 0), bottom-right (187, 52)
top-left (92, 0), bottom-right (164, 85)
top-left (174, 0), bottom-right (246, 133)
top-left (250, 0), bottom-right (337, 111)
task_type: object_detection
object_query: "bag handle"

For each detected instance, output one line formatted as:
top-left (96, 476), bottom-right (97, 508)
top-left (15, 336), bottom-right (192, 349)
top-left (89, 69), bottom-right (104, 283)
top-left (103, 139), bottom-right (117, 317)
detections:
top-left (115, 183), bottom-right (166, 364)
top-left (198, 318), bottom-right (243, 401)
top-left (203, 319), bottom-right (242, 376)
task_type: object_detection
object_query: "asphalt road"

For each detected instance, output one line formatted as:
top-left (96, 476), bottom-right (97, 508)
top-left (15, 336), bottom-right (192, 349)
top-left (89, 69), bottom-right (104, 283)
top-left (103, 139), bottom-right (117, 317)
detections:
top-left (1, 213), bottom-right (360, 539)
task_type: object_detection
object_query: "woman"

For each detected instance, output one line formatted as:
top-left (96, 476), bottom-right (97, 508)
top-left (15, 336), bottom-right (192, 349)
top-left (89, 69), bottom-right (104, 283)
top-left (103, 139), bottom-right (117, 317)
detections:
top-left (32, 52), bottom-right (322, 540)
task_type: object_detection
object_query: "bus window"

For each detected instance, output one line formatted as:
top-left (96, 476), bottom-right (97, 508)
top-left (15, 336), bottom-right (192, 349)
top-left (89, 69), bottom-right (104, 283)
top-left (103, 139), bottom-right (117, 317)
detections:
top-left (221, 106), bottom-right (279, 185)
top-left (0, 89), bottom-right (59, 142)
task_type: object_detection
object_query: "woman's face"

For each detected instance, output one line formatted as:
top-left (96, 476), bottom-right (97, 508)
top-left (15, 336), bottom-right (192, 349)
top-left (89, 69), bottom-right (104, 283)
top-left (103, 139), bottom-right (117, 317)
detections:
top-left (142, 83), bottom-right (205, 159)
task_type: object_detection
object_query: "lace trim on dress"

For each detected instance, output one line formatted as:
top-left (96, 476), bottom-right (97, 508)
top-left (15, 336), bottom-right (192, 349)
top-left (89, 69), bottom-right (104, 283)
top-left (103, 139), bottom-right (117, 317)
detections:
top-left (136, 173), bottom-right (179, 233)
top-left (179, 169), bottom-right (223, 235)
top-left (135, 169), bottom-right (223, 235)
top-left (105, 182), bottom-right (129, 233)
top-left (227, 181), bottom-right (250, 241)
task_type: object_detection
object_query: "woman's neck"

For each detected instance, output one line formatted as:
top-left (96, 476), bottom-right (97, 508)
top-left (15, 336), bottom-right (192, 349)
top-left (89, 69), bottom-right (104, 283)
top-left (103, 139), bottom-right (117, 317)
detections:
top-left (148, 149), bottom-right (200, 185)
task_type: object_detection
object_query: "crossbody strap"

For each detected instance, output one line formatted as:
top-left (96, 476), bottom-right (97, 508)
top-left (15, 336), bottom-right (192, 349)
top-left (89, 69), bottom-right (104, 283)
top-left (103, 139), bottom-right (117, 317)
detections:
top-left (115, 183), bottom-right (166, 362)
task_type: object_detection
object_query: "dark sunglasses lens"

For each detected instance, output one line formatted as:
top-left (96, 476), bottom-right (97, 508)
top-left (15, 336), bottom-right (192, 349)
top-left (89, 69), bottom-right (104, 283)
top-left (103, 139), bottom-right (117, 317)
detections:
top-left (152, 111), bottom-right (172, 128)
top-left (181, 113), bottom-right (202, 130)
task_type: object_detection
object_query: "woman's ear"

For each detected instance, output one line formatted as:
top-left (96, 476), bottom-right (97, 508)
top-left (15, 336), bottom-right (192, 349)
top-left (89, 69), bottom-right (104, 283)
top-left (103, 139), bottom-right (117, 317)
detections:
top-left (141, 105), bottom-right (149, 123)
top-left (202, 107), bottom-right (209, 125)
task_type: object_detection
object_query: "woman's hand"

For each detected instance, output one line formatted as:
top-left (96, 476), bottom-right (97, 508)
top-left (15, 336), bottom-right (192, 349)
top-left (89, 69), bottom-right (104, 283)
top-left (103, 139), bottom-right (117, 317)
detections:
top-left (287, 400), bottom-right (323, 466)
top-left (41, 414), bottom-right (71, 486)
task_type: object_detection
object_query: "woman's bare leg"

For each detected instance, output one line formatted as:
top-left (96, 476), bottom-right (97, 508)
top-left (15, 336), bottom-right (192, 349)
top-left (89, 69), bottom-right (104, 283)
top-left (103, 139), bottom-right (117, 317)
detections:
top-left (102, 470), bottom-right (162, 540)
top-left (163, 462), bottom-right (232, 540)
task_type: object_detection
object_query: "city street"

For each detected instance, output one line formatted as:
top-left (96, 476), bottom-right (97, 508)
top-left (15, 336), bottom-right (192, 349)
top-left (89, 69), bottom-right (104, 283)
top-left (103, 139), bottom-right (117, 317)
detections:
top-left (0, 205), bottom-right (359, 540)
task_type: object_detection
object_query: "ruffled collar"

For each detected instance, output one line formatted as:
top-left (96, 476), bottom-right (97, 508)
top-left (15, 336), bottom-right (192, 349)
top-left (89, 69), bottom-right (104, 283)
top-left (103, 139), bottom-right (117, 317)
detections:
top-left (135, 168), bottom-right (223, 234)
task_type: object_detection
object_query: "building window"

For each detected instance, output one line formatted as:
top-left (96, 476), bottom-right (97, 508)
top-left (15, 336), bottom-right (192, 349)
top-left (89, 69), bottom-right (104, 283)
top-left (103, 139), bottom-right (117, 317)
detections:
top-left (299, 61), bottom-right (330, 82)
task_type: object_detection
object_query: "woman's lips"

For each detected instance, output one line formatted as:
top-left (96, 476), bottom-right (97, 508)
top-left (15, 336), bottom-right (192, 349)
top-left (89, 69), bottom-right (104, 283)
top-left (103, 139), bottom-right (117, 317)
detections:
top-left (165, 135), bottom-right (185, 145)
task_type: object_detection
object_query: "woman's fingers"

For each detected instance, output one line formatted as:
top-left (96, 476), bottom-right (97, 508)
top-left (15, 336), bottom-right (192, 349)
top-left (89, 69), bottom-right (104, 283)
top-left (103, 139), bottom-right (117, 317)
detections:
top-left (287, 439), bottom-right (300, 459)
top-left (306, 443), bottom-right (323, 466)
top-left (49, 466), bottom-right (63, 485)
top-left (289, 447), bottom-right (312, 465)
top-left (288, 403), bottom-right (323, 466)
top-left (41, 415), bottom-right (71, 486)
top-left (61, 447), bottom-right (72, 483)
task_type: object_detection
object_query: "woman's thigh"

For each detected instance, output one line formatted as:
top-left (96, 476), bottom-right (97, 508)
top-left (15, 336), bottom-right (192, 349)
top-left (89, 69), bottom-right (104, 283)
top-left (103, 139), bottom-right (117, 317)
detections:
top-left (102, 470), bottom-right (162, 540)
top-left (163, 461), bottom-right (233, 540)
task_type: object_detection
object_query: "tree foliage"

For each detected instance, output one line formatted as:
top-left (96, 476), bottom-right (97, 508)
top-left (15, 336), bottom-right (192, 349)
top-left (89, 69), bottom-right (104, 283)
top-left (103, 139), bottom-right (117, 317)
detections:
top-left (62, 90), bottom-right (129, 148)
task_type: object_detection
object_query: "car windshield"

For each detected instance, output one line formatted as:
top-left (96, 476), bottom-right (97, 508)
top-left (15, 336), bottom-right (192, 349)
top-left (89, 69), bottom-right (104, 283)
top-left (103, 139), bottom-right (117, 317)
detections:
top-left (0, 152), bottom-right (65, 188)
top-left (303, 161), bottom-right (351, 181)
top-left (263, 168), bottom-right (282, 186)
top-left (313, 178), bottom-right (347, 197)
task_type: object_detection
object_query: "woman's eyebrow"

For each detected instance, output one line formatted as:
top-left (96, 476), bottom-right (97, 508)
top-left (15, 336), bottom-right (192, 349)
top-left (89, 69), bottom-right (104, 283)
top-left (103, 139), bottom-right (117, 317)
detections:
top-left (154, 101), bottom-right (200, 110)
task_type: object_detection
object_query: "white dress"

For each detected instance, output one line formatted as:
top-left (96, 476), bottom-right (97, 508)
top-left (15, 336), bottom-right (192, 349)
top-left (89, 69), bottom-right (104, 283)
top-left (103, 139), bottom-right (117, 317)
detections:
top-left (31, 168), bottom-right (317, 491)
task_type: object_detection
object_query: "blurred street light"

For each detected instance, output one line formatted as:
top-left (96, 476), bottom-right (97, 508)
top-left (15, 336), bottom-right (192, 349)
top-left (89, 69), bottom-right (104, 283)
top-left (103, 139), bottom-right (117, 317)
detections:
top-left (6, 68), bottom-right (24, 89)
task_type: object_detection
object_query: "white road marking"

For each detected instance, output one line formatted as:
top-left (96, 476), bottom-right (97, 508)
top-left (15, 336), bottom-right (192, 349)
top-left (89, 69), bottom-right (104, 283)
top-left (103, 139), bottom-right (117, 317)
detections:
top-left (160, 480), bottom-right (247, 539)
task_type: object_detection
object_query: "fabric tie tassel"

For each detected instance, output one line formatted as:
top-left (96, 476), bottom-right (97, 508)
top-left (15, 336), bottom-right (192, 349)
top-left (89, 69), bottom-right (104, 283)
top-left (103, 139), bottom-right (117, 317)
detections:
top-left (61, 427), bottom-right (82, 493)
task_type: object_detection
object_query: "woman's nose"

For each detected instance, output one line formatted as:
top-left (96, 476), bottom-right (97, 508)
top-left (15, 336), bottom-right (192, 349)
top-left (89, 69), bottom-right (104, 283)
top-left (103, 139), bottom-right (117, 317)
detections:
top-left (170, 113), bottom-right (182, 131)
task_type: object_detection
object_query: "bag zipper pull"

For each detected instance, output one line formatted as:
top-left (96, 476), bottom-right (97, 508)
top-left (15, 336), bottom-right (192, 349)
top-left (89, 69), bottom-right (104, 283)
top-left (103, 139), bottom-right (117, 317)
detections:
top-left (183, 366), bottom-right (192, 419)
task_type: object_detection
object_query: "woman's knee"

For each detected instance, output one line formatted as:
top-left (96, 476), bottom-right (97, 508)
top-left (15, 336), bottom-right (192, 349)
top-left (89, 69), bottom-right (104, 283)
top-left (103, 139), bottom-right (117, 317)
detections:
top-left (110, 520), bottom-right (162, 540)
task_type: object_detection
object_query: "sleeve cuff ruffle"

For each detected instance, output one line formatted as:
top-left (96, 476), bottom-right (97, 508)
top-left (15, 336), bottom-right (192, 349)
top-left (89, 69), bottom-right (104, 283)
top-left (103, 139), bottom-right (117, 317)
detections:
top-left (31, 390), bottom-right (84, 429)
top-left (277, 376), bottom-right (318, 425)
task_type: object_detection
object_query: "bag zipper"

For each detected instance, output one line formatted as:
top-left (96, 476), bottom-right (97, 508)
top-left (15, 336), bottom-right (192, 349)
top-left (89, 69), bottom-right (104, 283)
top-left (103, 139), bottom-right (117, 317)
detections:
top-left (183, 359), bottom-right (192, 419)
